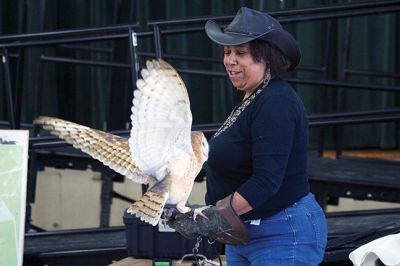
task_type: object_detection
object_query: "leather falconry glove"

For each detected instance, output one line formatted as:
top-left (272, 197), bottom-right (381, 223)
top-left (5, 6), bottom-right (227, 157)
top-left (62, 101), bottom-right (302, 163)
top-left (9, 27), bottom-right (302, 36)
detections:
top-left (163, 195), bottom-right (250, 245)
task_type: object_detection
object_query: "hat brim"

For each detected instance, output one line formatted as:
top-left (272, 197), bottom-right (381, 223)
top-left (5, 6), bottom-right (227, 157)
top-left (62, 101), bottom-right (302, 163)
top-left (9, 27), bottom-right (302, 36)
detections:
top-left (259, 30), bottom-right (301, 72)
top-left (205, 20), bottom-right (256, 46)
top-left (205, 20), bottom-right (301, 71)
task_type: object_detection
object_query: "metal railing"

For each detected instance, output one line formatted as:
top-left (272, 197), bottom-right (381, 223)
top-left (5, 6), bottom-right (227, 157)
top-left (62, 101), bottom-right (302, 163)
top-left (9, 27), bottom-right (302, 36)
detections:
top-left (0, 23), bottom-right (146, 129)
top-left (1, 0), bottom-right (399, 229)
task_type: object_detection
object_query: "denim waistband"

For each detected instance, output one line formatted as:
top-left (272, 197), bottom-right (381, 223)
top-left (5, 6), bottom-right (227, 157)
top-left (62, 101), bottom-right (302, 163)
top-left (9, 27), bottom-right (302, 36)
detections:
top-left (245, 192), bottom-right (317, 223)
top-left (293, 192), bottom-right (315, 206)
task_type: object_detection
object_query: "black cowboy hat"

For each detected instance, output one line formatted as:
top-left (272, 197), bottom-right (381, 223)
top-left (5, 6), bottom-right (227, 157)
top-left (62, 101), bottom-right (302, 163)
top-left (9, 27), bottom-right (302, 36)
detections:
top-left (205, 7), bottom-right (300, 71)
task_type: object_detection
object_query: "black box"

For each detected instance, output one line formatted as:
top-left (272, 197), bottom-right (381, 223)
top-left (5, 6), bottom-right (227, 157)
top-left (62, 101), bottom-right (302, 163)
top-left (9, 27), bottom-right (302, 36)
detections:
top-left (123, 209), bottom-right (223, 259)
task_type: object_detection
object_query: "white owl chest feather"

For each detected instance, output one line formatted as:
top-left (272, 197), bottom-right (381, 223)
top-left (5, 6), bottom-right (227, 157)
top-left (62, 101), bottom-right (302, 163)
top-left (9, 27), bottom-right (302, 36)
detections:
top-left (166, 153), bottom-right (196, 204)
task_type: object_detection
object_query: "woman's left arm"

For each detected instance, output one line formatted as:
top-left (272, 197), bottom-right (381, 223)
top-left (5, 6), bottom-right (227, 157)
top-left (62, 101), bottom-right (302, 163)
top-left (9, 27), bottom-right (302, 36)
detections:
top-left (231, 191), bottom-right (253, 215)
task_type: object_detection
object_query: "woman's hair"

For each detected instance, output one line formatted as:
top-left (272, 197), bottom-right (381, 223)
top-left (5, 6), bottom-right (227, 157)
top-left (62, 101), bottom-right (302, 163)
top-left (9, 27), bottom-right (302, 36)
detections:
top-left (249, 39), bottom-right (291, 78)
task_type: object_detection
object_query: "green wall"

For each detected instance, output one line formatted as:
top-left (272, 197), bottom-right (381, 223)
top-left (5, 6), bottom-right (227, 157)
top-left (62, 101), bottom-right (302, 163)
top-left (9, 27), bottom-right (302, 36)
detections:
top-left (0, 0), bottom-right (399, 149)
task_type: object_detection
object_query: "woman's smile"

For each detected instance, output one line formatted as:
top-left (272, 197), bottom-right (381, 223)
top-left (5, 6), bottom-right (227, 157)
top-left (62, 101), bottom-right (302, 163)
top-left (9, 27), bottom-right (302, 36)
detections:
top-left (223, 44), bottom-right (266, 98)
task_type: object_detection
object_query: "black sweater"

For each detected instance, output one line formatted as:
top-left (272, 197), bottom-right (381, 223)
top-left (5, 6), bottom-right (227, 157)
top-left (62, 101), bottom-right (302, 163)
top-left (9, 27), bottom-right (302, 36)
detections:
top-left (205, 78), bottom-right (310, 221)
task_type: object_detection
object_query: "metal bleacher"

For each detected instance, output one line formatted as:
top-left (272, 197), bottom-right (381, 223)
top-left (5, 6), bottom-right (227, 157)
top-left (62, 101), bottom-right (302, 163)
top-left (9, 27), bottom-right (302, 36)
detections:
top-left (1, 1), bottom-right (400, 265)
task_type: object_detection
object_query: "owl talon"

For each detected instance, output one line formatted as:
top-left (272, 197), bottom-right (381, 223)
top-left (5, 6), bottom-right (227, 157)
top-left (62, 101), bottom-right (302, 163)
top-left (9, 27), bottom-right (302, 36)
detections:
top-left (193, 205), bottom-right (212, 221)
top-left (176, 203), bottom-right (191, 214)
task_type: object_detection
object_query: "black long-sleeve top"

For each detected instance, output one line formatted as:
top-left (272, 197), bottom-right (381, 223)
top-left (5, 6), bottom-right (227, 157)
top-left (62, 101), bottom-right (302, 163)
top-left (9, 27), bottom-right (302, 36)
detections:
top-left (205, 78), bottom-right (310, 221)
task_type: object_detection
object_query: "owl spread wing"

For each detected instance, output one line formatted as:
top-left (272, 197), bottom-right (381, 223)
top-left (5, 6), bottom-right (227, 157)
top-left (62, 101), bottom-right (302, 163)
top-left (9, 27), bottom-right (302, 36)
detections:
top-left (35, 59), bottom-right (201, 226)
top-left (129, 59), bottom-right (193, 180)
top-left (34, 116), bottom-right (155, 185)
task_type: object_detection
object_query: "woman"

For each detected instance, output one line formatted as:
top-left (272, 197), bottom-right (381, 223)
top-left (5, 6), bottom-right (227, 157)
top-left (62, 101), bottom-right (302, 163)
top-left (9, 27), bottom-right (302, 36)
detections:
top-left (167, 7), bottom-right (327, 266)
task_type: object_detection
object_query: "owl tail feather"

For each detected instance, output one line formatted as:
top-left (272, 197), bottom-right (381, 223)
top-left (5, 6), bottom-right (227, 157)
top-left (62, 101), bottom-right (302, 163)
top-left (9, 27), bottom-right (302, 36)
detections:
top-left (127, 180), bottom-right (169, 226)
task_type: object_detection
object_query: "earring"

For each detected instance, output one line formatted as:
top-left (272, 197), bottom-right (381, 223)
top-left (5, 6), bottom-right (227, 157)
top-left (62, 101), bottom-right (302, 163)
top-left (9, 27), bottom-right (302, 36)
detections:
top-left (263, 68), bottom-right (271, 88)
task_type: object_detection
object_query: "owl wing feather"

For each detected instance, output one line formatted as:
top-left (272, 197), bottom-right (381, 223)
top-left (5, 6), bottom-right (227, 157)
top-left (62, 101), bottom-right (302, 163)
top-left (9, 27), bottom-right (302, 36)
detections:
top-left (35, 59), bottom-right (199, 226)
top-left (34, 116), bottom-right (155, 184)
top-left (129, 59), bottom-right (193, 180)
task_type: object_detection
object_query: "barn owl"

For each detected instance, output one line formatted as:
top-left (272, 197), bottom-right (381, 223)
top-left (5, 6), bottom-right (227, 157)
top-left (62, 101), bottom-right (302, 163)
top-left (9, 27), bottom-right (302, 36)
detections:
top-left (34, 59), bottom-right (209, 226)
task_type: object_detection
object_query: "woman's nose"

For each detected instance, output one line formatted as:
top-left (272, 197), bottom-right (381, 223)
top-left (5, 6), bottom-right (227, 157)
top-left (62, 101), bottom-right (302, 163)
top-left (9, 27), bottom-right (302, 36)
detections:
top-left (226, 53), bottom-right (237, 65)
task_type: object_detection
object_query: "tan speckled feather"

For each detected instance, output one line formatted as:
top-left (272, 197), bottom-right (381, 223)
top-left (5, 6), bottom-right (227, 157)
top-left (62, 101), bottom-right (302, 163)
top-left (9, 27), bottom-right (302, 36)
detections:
top-left (35, 59), bottom-right (209, 226)
top-left (34, 116), bottom-right (154, 185)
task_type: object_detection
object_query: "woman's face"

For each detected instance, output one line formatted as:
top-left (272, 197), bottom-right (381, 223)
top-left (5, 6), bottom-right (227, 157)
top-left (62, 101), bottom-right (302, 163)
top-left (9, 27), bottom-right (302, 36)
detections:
top-left (223, 43), bottom-right (267, 98)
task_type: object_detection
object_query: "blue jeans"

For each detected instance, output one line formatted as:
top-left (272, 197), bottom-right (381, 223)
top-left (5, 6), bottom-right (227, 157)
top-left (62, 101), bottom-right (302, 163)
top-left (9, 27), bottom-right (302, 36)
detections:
top-left (225, 193), bottom-right (327, 266)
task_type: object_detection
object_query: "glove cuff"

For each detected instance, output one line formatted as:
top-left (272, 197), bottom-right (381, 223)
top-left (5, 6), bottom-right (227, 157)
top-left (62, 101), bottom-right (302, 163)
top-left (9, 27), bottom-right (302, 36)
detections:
top-left (214, 194), bottom-right (250, 245)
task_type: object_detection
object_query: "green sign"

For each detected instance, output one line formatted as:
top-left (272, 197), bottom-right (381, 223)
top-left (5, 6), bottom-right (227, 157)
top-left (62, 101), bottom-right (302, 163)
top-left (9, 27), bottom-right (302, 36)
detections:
top-left (0, 130), bottom-right (29, 266)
